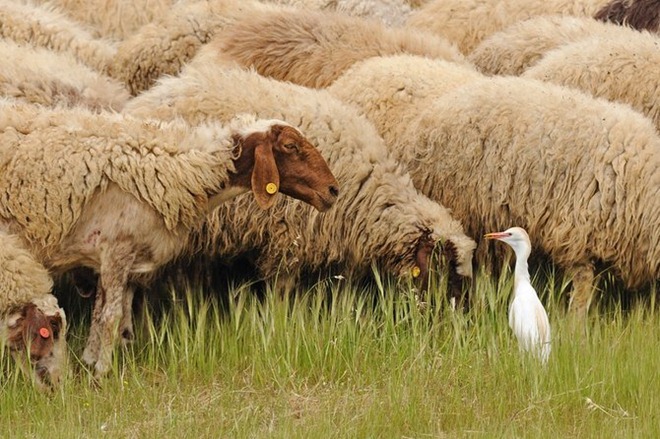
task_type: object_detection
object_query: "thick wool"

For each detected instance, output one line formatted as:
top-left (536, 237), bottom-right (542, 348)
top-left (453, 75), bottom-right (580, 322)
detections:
top-left (212, 7), bottom-right (466, 89)
top-left (469, 15), bottom-right (625, 76)
top-left (0, 39), bottom-right (129, 111)
top-left (0, 1), bottom-right (117, 72)
top-left (30, 0), bottom-right (175, 40)
top-left (406, 0), bottom-right (612, 54)
top-left (109, 0), bottom-right (283, 95)
top-left (594, 0), bottom-right (660, 32)
top-left (0, 101), bottom-right (238, 252)
top-left (523, 30), bottom-right (660, 133)
top-left (262, 0), bottom-right (413, 26)
top-left (329, 55), bottom-right (483, 143)
top-left (0, 231), bottom-right (54, 311)
top-left (123, 51), bottom-right (476, 288)
top-left (331, 60), bottom-right (660, 299)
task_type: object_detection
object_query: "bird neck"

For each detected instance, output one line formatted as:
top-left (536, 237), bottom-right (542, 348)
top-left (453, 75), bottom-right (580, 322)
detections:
top-left (513, 252), bottom-right (531, 295)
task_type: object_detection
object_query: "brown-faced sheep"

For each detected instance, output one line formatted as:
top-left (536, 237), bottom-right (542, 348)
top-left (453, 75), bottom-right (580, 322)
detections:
top-left (406, 0), bottom-right (612, 54)
top-left (0, 100), bottom-right (338, 377)
top-left (328, 55), bottom-right (660, 316)
top-left (0, 38), bottom-right (129, 111)
top-left (468, 15), bottom-right (625, 76)
top-left (262, 0), bottom-right (414, 26)
top-left (0, 1), bottom-right (117, 73)
top-left (0, 229), bottom-right (66, 390)
top-left (523, 29), bottom-right (660, 133)
top-left (211, 7), bottom-right (465, 89)
top-left (122, 50), bottom-right (477, 316)
top-left (109, 0), bottom-right (283, 95)
top-left (594, 0), bottom-right (660, 32)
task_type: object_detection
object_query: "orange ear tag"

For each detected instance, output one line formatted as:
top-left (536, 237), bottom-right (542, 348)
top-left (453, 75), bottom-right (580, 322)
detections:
top-left (265, 182), bottom-right (278, 195)
top-left (411, 266), bottom-right (421, 278)
top-left (39, 327), bottom-right (50, 339)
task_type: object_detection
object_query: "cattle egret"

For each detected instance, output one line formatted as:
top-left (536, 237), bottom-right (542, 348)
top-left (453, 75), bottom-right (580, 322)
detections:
top-left (485, 227), bottom-right (551, 364)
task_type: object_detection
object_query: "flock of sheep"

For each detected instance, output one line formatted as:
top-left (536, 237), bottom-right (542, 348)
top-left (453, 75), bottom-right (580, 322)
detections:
top-left (0, 0), bottom-right (658, 390)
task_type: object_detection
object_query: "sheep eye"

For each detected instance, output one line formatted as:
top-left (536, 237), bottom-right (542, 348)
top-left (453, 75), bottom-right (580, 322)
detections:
top-left (284, 142), bottom-right (298, 151)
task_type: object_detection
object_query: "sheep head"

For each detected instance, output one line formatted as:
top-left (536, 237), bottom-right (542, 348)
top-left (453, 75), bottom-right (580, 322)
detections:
top-left (231, 121), bottom-right (339, 211)
top-left (4, 302), bottom-right (67, 390)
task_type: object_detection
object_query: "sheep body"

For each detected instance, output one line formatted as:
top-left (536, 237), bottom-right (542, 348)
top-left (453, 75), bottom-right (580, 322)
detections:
top-left (0, 229), bottom-right (66, 390)
top-left (0, 1), bottom-right (117, 72)
top-left (406, 0), bottom-right (611, 54)
top-left (109, 0), bottom-right (283, 95)
top-left (212, 7), bottom-right (465, 89)
top-left (123, 50), bottom-right (476, 298)
top-left (523, 30), bottom-right (660, 133)
top-left (262, 0), bottom-right (413, 26)
top-left (0, 38), bottom-right (129, 111)
top-left (468, 15), bottom-right (624, 76)
top-left (30, 0), bottom-right (175, 40)
top-left (329, 56), bottom-right (660, 313)
top-left (594, 0), bottom-right (660, 32)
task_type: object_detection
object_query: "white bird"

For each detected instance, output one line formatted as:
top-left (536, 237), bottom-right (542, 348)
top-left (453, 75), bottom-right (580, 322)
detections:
top-left (485, 227), bottom-right (551, 364)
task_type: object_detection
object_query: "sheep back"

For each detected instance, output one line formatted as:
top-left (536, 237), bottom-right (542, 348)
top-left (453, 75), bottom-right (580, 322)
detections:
top-left (406, 0), bottom-right (611, 54)
top-left (523, 30), bottom-right (660, 132)
top-left (212, 7), bottom-right (466, 89)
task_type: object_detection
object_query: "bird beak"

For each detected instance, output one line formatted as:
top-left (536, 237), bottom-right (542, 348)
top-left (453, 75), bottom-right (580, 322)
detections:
top-left (484, 232), bottom-right (508, 240)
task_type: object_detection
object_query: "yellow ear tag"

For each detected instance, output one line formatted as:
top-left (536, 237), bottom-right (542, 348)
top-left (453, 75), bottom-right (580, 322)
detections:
top-left (265, 182), bottom-right (278, 195)
top-left (411, 266), bottom-right (421, 278)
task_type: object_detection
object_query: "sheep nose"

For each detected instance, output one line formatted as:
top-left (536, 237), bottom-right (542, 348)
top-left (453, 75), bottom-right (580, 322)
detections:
top-left (329, 185), bottom-right (339, 198)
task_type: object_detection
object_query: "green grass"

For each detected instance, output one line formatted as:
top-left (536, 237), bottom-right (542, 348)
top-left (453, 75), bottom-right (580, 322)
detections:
top-left (1, 266), bottom-right (659, 438)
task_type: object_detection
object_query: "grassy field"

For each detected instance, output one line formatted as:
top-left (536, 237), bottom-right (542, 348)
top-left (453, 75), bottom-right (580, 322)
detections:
top-left (1, 265), bottom-right (658, 438)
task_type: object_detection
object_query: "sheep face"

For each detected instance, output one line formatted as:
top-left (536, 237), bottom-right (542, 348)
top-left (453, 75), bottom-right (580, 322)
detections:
top-left (231, 123), bottom-right (339, 211)
top-left (4, 304), bottom-right (66, 390)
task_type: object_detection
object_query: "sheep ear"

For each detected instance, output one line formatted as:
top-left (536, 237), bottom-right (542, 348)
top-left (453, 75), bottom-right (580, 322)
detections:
top-left (251, 142), bottom-right (280, 210)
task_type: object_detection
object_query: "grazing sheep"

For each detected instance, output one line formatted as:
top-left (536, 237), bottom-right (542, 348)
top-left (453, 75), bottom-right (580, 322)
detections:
top-left (469, 15), bottom-right (624, 76)
top-left (0, 230), bottom-right (66, 390)
top-left (406, 0), bottom-right (611, 54)
top-left (123, 50), bottom-right (477, 312)
top-left (262, 0), bottom-right (414, 26)
top-left (29, 0), bottom-right (175, 40)
top-left (0, 38), bottom-right (129, 111)
top-left (594, 0), bottom-right (660, 32)
top-left (109, 0), bottom-right (284, 95)
top-left (523, 30), bottom-right (660, 133)
top-left (328, 55), bottom-right (660, 315)
top-left (0, 100), bottom-right (338, 377)
top-left (0, 1), bottom-right (117, 73)
top-left (211, 7), bottom-right (466, 89)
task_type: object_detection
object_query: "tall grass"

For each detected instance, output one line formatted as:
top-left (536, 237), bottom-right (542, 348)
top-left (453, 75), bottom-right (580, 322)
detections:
top-left (1, 267), bottom-right (658, 438)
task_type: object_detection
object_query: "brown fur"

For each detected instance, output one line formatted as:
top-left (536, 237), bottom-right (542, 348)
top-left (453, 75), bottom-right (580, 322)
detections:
top-left (595, 0), bottom-right (660, 31)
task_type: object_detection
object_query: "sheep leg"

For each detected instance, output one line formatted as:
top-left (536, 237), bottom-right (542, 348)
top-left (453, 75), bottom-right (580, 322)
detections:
top-left (119, 284), bottom-right (135, 347)
top-left (85, 242), bottom-right (136, 377)
top-left (81, 281), bottom-right (104, 367)
top-left (568, 263), bottom-right (596, 318)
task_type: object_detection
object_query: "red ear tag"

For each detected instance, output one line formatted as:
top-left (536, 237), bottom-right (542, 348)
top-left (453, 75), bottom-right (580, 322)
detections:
top-left (39, 327), bottom-right (50, 339)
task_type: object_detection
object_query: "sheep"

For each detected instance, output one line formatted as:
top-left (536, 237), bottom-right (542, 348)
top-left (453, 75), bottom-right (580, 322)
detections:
top-left (0, 229), bottom-right (66, 390)
top-left (109, 0), bottom-right (285, 95)
top-left (261, 0), bottom-right (414, 27)
top-left (210, 7), bottom-right (466, 89)
top-left (523, 30), bottom-right (660, 133)
top-left (327, 55), bottom-right (660, 316)
top-left (28, 0), bottom-right (175, 40)
top-left (0, 99), bottom-right (338, 377)
top-left (405, 0), bottom-right (612, 54)
top-left (594, 0), bottom-right (660, 32)
top-left (122, 49), bottom-right (477, 313)
top-left (468, 15), bottom-right (625, 76)
top-left (0, 38), bottom-right (129, 111)
top-left (0, 0), bottom-right (117, 73)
